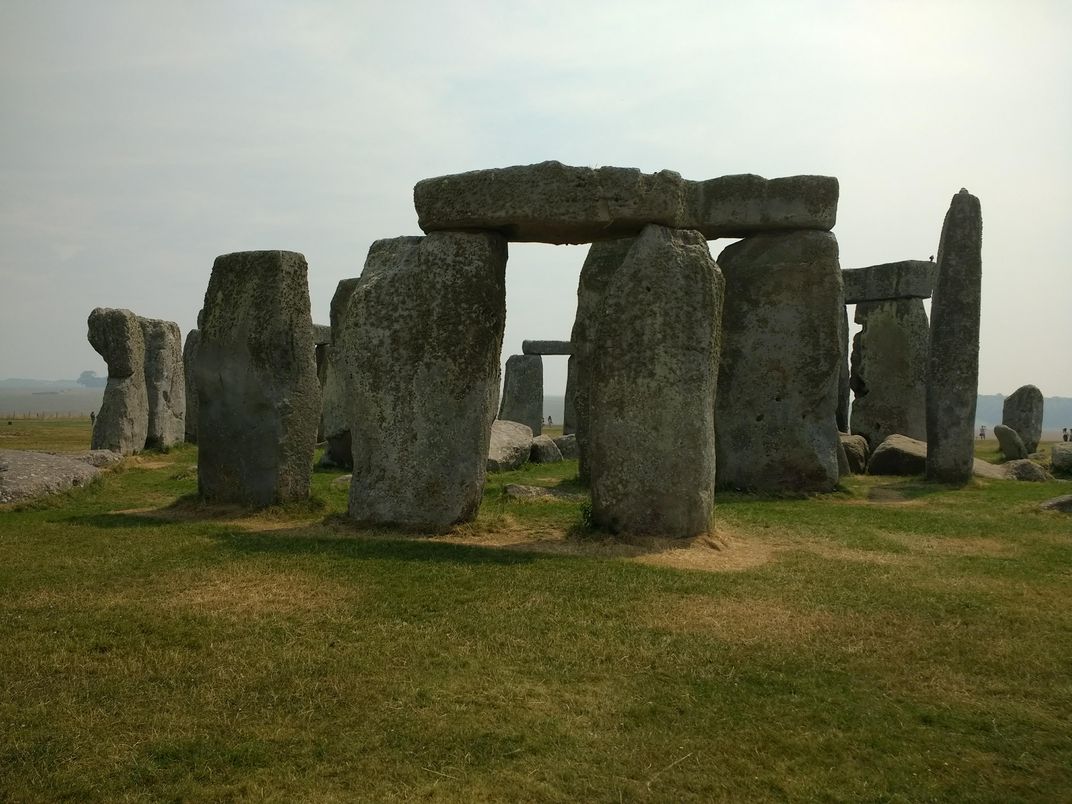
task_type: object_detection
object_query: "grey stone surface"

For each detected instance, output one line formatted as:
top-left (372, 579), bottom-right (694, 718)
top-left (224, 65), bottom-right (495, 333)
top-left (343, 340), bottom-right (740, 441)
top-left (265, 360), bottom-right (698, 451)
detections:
top-left (589, 225), bottom-right (723, 537)
top-left (842, 260), bottom-right (936, 303)
top-left (836, 305), bottom-right (850, 433)
top-left (836, 439), bottom-right (850, 477)
top-left (487, 420), bottom-right (533, 473)
top-left (530, 434), bottom-right (563, 463)
top-left (715, 231), bottom-right (842, 491)
top-left (553, 433), bottom-right (578, 460)
top-left (1003, 459), bottom-right (1052, 482)
top-left (563, 355), bottom-right (577, 435)
top-left (499, 354), bottom-right (544, 436)
top-left (570, 237), bottom-right (635, 481)
top-left (88, 307), bottom-right (148, 455)
top-left (522, 340), bottom-right (572, 355)
top-left (867, 434), bottom-right (1007, 479)
top-left (926, 190), bottom-right (983, 484)
top-left (994, 424), bottom-right (1028, 460)
top-left (1038, 494), bottom-right (1072, 513)
top-left (339, 233), bottom-right (507, 528)
top-left (140, 317), bottom-right (185, 450)
top-left (414, 161), bottom-right (838, 244)
top-left (849, 298), bottom-right (929, 449)
top-left (1052, 444), bottom-right (1072, 476)
top-left (1002, 384), bottom-right (1044, 453)
top-left (196, 250), bottom-right (320, 506)
top-left (0, 449), bottom-right (104, 504)
top-left (840, 433), bottom-right (870, 475)
top-left (183, 329), bottom-right (200, 443)
top-left (319, 277), bottom-right (364, 470)
top-left (312, 323), bottom-right (332, 345)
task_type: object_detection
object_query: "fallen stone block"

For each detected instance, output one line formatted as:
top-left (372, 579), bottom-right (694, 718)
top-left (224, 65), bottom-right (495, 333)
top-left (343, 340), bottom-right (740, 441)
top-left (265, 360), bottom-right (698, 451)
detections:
top-left (994, 424), bottom-right (1027, 460)
top-left (530, 434), bottom-right (563, 463)
top-left (0, 449), bottom-right (105, 504)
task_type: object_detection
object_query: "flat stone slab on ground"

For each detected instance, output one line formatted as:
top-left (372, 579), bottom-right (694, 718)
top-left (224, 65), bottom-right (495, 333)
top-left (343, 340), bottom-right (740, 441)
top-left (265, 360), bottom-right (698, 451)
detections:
top-left (522, 340), bottom-right (572, 355)
top-left (0, 449), bottom-right (116, 504)
top-left (1038, 494), bottom-right (1072, 513)
top-left (530, 434), bottom-right (563, 463)
top-left (842, 260), bottom-right (936, 303)
top-left (866, 434), bottom-right (1015, 480)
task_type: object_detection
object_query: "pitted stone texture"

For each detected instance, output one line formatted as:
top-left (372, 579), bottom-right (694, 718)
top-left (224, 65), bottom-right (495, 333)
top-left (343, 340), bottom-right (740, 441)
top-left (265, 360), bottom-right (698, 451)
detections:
top-left (836, 305), bottom-right (850, 433)
top-left (715, 231), bottom-right (842, 491)
top-left (88, 307), bottom-right (148, 455)
top-left (840, 433), bottom-right (870, 475)
top-left (312, 324), bottom-right (332, 345)
top-left (340, 232), bottom-right (507, 528)
top-left (868, 434), bottom-right (1006, 479)
top-left (499, 355), bottom-right (543, 436)
top-left (849, 298), bottom-right (929, 449)
top-left (570, 238), bottom-right (636, 481)
top-left (530, 435), bottom-right (563, 463)
top-left (553, 433), bottom-right (579, 460)
top-left (1039, 494), bottom-right (1072, 512)
top-left (589, 225), bottom-right (723, 537)
top-left (0, 449), bottom-right (103, 504)
top-left (842, 260), bottom-right (936, 303)
top-left (414, 161), bottom-right (838, 244)
top-left (1002, 384), bottom-right (1044, 453)
top-left (320, 277), bottom-right (364, 470)
top-left (183, 329), bottom-right (200, 443)
top-left (563, 355), bottom-right (578, 435)
top-left (487, 420), bottom-right (533, 472)
top-left (1003, 459), bottom-right (1051, 482)
top-left (926, 190), bottom-right (982, 484)
top-left (140, 318), bottom-right (185, 450)
top-left (994, 424), bottom-right (1028, 460)
top-left (1052, 444), bottom-right (1072, 476)
top-left (196, 251), bottom-right (320, 506)
top-left (522, 340), bottom-right (572, 355)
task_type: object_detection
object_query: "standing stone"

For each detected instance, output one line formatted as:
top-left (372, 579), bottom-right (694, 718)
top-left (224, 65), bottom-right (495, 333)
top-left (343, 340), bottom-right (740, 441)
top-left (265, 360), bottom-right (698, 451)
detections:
top-left (338, 232), bottom-right (507, 528)
top-left (87, 308), bottom-right (148, 455)
top-left (1002, 384), bottom-right (1044, 453)
top-left (716, 231), bottom-right (842, 491)
top-left (183, 328), bottom-right (200, 443)
top-left (926, 190), bottom-right (982, 484)
top-left (319, 277), bottom-right (362, 469)
top-left (499, 354), bottom-right (544, 435)
top-left (994, 424), bottom-right (1028, 460)
top-left (849, 298), bottom-right (929, 449)
top-left (196, 251), bottom-right (320, 506)
top-left (563, 355), bottom-right (578, 435)
top-left (589, 225), bottom-right (724, 537)
top-left (570, 237), bottom-right (636, 481)
top-left (836, 305), bottom-right (850, 433)
top-left (140, 318), bottom-right (185, 450)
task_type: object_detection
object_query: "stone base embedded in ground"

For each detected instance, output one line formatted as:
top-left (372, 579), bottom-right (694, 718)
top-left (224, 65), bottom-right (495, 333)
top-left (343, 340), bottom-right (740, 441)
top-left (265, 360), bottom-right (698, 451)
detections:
top-left (840, 433), bottom-right (870, 475)
top-left (994, 424), bottom-right (1027, 460)
top-left (530, 435), bottom-right (563, 463)
top-left (553, 433), bottom-right (579, 460)
top-left (1003, 459), bottom-right (1052, 482)
top-left (867, 434), bottom-right (1009, 480)
top-left (0, 449), bottom-right (115, 504)
top-left (1051, 444), bottom-right (1072, 476)
top-left (487, 420), bottom-right (533, 472)
top-left (1038, 494), bottom-right (1072, 513)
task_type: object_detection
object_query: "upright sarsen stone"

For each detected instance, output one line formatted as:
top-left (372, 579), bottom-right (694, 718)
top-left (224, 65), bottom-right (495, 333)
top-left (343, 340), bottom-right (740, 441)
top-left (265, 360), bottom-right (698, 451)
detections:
top-left (563, 355), bottom-right (578, 435)
top-left (140, 317), bottom-right (185, 450)
top-left (589, 225), bottom-right (724, 537)
top-left (716, 231), bottom-right (842, 491)
top-left (1002, 384), bottom-right (1043, 453)
top-left (88, 307), bottom-right (148, 455)
top-left (339, 232), bottom-right (507, 529)
top-left (499, 354), bottom-right (543, 435)
top-left (926, 190), bottom-right (982, 484)
top-left (183, 328), bottom-right (200, 443)
top-left (196, 251), bottom-right (320, 506)
top-left (319, 277), bottom-right (362, 469)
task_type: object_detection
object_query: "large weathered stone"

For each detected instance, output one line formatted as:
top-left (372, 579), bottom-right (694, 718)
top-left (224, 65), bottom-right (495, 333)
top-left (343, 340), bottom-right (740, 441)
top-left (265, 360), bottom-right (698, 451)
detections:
top-left (553, 433), bottom-right (579, 460)
top-left (1002, 384), bottom-right (1044, 453)
top-left (840, 433), bottom-right (870, 475)
top-left (994, 424), bottom-right (1028, 460)
top-left (522, 340), bottom-right (572, 355)
top-left (849, 298), bottom-right (929, 449)
top-left (530, 435), bottom-right (563, 464)
top-left (196, 251), bottom-right (320, 506)
top-left (589, 225), bottom-right (723, 537)
top-left (487, 420), bottom-right (533, 472)
top-left (414, 161), bottom-right (838, 244)
top-left (311, 324), bottom-right (332, 345)
top-left (183, 329), bottom-right (199, 443)
top-left (836, 305), bottom-right (850, 433)
top-left (87, 307), bottom-right (148, 455)
top-left (562, 355), bottom-right (577, 435)
top-left (0, 449), bottom-right (105, 504)
top-left (1003, 459), bottom-right (1051, 482)
top-left (926, 190), bottom-right (982, 484)
top-left (140, 317), bottom-right (185, 450)
top-left (867, 434), bottom-right (1006, 479)
top-left (715, 231), bottom-right (842, 491)
top-left (339, 232), bottom-right (507, 528)
top-left (570, 238), bottom-right (636, 481)
top-left (842, 260), bottom-right (936, 303)
top-left (319, 277), bottom-right (363, 470)
top-left (499, 354), bottom-right (544, 436)
top-left (1052, 444), bottom-right (1072, 476)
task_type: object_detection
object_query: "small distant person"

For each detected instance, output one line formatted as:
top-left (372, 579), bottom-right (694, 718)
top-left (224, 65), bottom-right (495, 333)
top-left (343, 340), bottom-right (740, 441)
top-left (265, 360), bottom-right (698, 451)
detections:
top-left (547, 415), bottom-right (553, 426)
top-left (1064, 428), bottom-right (1069, 442)
top-left (929, 255), bottom-right (934, 262)
top-left (89, 411), bottom-right (96, 426)
top-left (979, 425), bottom-right (986, 439)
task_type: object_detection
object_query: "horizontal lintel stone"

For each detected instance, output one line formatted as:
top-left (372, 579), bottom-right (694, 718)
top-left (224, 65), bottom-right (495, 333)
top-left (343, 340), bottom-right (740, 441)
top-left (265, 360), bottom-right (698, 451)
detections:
top-left (522, 340), bottom-right (572, 355)
top-left (842, 260), bottom-right (937, 304)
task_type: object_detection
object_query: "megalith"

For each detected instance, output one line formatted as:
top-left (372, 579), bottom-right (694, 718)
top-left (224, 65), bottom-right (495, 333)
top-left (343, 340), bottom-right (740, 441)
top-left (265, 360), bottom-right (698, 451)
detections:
top-left (994, 424), bottom-right (1027, 460)
top-left (1002, 384), bottom-right (1043, 453)
top-left (499, 354), bottom-right (544, 435)
top-left (319, 277), bottom-right (362, 469)
top-left (715, 230), bottom-right (842, 491)
top-left (926, 190), bottom-right (982, 484)
top-left (338, 232), bottom-right (508, 529)
top-left (588, 225), bottom-right (724, 537)
top-left (836, 305), bottom-right (850, 433)
top-left (195, 250), bottom-right (320, 506)
top-left (182, 328), bottom-right (200, 443)
top-left (849, 298), bottom-right (929, 449)
top-left (563, 355), bottom-right (578, 435)
top-left (87, 307), bottom-right (148, 455)
top-left (140, 317), bottom-right (185, 450)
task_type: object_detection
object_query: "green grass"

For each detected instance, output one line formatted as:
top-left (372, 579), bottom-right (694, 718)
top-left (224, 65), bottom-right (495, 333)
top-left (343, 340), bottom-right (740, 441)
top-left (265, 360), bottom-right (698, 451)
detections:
top-left (2, 425), bottom-right (1071, 801)
top-left (0, 417), bottom-right (94, 452)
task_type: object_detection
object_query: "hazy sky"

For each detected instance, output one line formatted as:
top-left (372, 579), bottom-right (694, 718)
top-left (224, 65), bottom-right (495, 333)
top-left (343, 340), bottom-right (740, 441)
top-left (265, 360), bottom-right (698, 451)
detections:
top-left (2, 1), bottom-right (1070, 396)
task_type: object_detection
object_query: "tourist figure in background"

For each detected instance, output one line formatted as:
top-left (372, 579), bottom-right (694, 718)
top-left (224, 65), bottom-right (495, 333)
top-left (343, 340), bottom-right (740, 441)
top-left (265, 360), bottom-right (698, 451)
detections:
top-left (979, 425), bottom-right (986, 439)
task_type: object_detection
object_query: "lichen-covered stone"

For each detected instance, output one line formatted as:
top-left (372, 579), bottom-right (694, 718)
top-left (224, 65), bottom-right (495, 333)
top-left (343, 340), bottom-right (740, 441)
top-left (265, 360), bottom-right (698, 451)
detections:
top-left (339, 232), bottom-right (507, 528)
top-left (530, 434), bottom-right (563, 463)
top-left (499, 354), bottom-right (543, 435)
top-left (842, 260), bottom-right (936, 303)
top-left (140, 317), bottom-right (185, 450)
top-left (1003, 459), bottom-right (1051, 482)
top-left (840, 433), bottom-right (870, 475)
top-left (1002, 384), bottom-right (1044, 453)
top-left (183, 329), bottom-right (199, 443)
top-left (836, 304), bottom-right (850, 433)
top-left (994, 424), bottom-right (1028, 460)
top-left (715, 231), bottom-right (842, 491)
top-left (926, 190), bottom-right (982, 484)
top-left (319, 277), bottom-right (362, 469)
top-left (563, 355), bottom-right (578, 435)
top-left (1051, 444), bottom-right (1072, 476)
top-left (487, 420), bottom-right (533, 472)
top-left (553, 433), bottom-right (579, 460)
top-left (589, 225), bottom-right (723, 537)
top-left (522, 340), bottom-right (572, 355)
top-left (196, 250), bottom-right (320, 506)
top-left (87, 307), bottom-right (148, 455)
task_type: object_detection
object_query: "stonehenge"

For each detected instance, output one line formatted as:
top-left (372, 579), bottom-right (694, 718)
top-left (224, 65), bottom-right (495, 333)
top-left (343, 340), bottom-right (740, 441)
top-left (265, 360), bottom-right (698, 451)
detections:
top-left (1002, 384), bottom-right (1043, 453)
top-left (140, 318), bottom-right (185, 450)
top-left (522, 340), bottom-right (571, 355)
top-left (320, 277), bottom-right (362, 470)
top-left (499, 354), bottom-right (544, 435)
top-left (182, 328), bottom-right (200, 443)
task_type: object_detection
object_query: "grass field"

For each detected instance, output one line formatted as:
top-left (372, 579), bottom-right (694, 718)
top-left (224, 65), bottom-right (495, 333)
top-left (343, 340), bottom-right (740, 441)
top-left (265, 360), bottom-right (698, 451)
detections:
top-left (1, 422), bottom-right (1071, 801)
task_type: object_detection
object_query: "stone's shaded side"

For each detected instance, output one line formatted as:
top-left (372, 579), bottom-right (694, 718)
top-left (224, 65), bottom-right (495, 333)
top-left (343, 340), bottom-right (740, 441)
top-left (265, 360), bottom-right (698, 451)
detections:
top-left (840, 433), bottom-right (870, 474)
top-left (1052, 444), bottom-right (1072, 476)
top-left (499, 355), bottom-right (544, 435)
top-left (994, 424), bottom-right (1027, 460)
top-left (314, 342), bottom-right (329, 441)
top-left (563, 355), bottom-right (578, 435)
top-left (487, 420), bottom-right (533, 472)
top-left (849, 299), bottom-right (929, 449)
top-left (312, 324), bottom-right (332, 345)
top-left (320, 278), bottom-right (363, 469)
top-left (182, 329), bottom-right (200, 443)
top-left (842, 260), bottom-right (937, 303)
top-left (414, 161), bottom-right (837, 244)
top-left (715, 231), bottom-right (842, 491)
top-left (339, 232), bottom-right (507, 528)
top-left (926, 190), bottom-right (982, 484)
top-left (522, 339), bottom-right (572, 355)
top-left (196, 251), bottom-right (320, 506)
top-left (589, 225), bottom-right (724, 537)
top-left (836, 305), bottom-right (850, 433)
top-left (867, 434), bottom-right (927, 475)
top-left (1002, 384), bottom-right (1044, 453)
top-left (570, 238), bottom-right (636, 481)
top-left (88, 307), bottom-right (148, 455)
top-left (530, 435), bottom-right (563, 463)
top-left (140, 317), bottom-right (185, 450)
